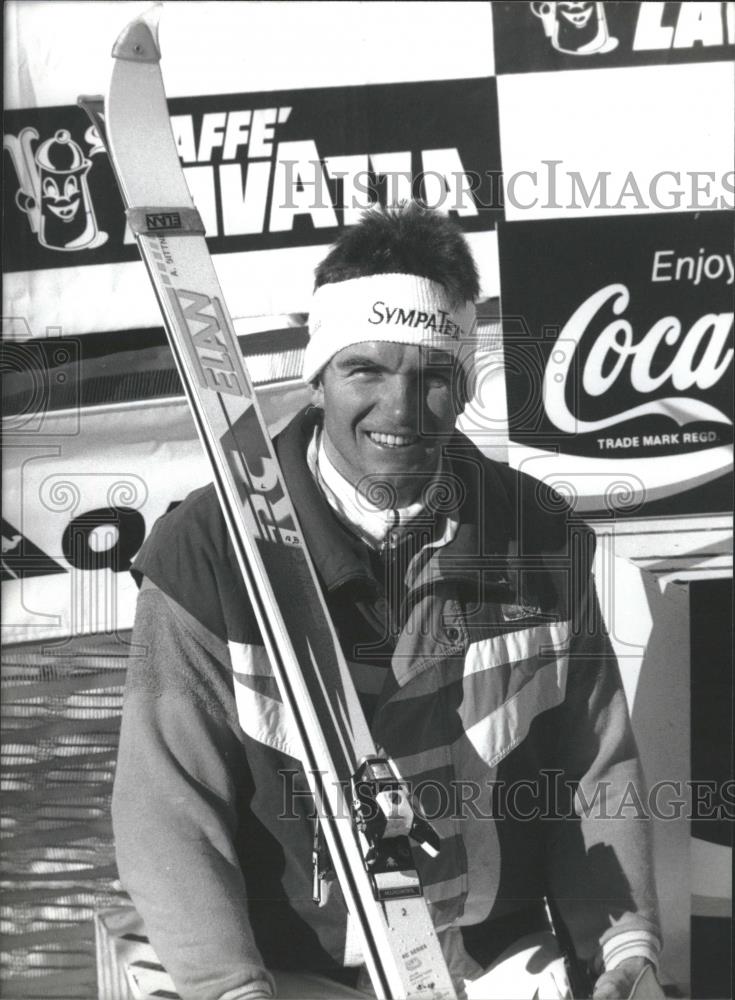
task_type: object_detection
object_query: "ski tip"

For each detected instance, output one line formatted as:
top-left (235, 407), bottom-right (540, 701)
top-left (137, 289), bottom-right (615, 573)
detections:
top-left (77, 94), bottom-right (104, 112)
top-left (112, 4), bottom-right (162, 63)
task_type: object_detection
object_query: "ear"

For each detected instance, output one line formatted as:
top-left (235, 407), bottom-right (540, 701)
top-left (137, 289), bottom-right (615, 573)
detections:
top-left (311, 377), bottom-right (324, 408)
top-left (452, 362), bottom-right (471, 416)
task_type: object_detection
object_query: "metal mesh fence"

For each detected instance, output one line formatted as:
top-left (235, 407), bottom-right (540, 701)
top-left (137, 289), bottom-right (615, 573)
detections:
top-left (1, 633), bottom-right (131, 999)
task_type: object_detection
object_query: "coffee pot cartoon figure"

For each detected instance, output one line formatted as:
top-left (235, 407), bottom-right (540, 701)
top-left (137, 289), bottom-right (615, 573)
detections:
top-left (531, 1), bottom-right (618, 55)
top-left (4, 126), bottom-right (107, 251)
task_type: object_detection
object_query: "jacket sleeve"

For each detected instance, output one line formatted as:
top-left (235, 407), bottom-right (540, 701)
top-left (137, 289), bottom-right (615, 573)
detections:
top-left (543, 529), bottom-right (661, 968)
top-left (112, 579), bottom-right (275, 1000)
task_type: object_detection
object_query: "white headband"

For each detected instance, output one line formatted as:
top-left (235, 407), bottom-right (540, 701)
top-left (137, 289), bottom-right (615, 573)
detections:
top-left (303, 273), bottom-right (477, 383)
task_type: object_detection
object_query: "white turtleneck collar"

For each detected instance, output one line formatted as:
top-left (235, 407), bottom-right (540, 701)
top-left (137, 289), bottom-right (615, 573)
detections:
top-left (306, 428), bottom-right (456, 551)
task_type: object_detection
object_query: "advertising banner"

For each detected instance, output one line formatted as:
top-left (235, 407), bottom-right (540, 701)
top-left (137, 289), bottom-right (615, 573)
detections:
top-left (493, 1), bottom-right (734, 73)
top-left (1, 381), bottom-right (312, 645)
top-left (3, 78), bottom-right (502, 335)
top-left (499, 210), bottom-right (734, 514)
top-left (4, 78), bottom-right (500, 273)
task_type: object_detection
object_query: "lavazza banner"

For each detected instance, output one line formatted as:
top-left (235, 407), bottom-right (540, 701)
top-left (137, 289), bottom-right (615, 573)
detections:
top-left (493, 1), bottom-right (734, 72)
top-left (499, 211), bottom-right (734, 515)
top-left (3, 78), bottom-right (500, 273)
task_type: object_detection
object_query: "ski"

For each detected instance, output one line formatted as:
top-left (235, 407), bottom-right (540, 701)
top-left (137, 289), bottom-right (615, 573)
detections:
top-left (80, 8), bottom-right (456, 999)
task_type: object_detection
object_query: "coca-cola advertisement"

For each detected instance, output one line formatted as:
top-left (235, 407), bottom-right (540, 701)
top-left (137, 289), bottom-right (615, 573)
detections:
top-left (499, 211), bottom-right (733, 515)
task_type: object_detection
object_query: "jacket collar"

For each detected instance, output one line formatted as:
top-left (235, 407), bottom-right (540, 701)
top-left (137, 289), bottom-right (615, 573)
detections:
top-left (275, 407), bottom-right (377, 594)
top-left (430, 436), bottom-right (517, 584)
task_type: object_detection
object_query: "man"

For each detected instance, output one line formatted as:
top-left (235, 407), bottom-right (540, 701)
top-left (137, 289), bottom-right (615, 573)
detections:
top-left (113, 204), bottom-right (661, 1000)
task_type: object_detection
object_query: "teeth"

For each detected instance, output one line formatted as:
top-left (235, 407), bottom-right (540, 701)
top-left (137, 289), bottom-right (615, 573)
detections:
top-left (368, 432), bottom-right (419, 448)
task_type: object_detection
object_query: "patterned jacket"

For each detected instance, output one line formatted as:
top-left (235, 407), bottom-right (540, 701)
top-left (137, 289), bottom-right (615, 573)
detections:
top-left (113, 406), bottom-right (660, 1000)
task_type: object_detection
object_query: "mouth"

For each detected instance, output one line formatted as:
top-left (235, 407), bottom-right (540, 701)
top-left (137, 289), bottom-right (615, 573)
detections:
top-left (563, 9), bottom-right (593, 26)
top-left (367, 431), bottom-right (421, 449)
top-left (48, 204), bottom-right (78, 221)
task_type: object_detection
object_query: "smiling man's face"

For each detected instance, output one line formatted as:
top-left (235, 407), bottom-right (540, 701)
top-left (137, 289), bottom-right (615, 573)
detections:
top-left (312, 341), bottom-right (464, 507)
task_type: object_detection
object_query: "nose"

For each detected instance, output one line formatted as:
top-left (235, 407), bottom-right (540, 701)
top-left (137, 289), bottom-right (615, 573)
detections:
top-left (381, 373), bottom-right (421, 428)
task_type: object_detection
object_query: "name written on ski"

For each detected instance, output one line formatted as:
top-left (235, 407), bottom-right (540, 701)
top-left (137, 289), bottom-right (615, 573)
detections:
top-left (160, 278), bottom-right (299, 541)
top-left (167, 284), bottom-right (249, 398)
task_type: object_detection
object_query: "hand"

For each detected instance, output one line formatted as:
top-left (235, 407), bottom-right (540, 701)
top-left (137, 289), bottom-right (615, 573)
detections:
top-left (592, 957), bottom-right (656, 999)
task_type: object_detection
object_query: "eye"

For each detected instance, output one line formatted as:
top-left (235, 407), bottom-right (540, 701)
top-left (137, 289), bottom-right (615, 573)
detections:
top-left (42, 178), bottom-right (59, 199)
top-left (64, 176), bottom-right (79, 198)
top-left (347, 363), bottom-right (381, 378)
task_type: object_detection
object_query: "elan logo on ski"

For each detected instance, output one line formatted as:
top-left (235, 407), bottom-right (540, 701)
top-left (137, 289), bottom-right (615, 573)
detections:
top-left (167, 286), bottom-right (252, 400)
top-left (145, 210), bottom-right (182, 230)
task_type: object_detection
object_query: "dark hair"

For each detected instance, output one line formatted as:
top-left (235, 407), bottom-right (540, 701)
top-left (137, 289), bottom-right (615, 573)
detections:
top-left (314, 202), bottom-right (480, 306)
